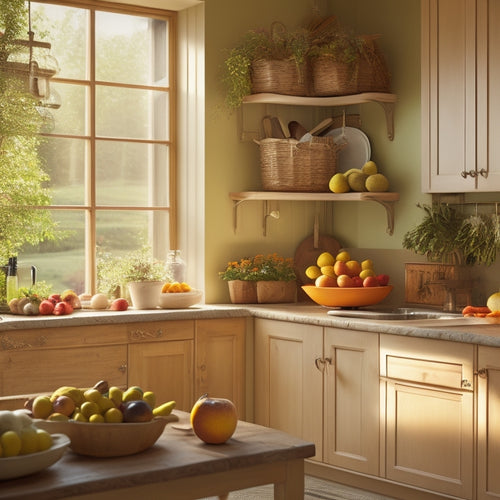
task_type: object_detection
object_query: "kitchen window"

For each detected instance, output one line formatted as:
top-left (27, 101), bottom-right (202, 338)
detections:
top-left (22, 1), bottom-right (177, 294)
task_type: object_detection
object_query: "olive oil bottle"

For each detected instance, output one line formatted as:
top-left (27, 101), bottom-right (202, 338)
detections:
top-left (6, 257), bottom-right (18, 303)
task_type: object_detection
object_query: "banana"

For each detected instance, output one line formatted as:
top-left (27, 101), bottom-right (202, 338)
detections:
top-left (50, 386), bottom-right (85, 406)
top-left (152, 400), bottom-right (176, 417)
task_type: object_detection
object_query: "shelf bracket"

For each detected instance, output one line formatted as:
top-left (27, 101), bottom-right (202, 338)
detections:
top-left (232, 199), bottom-right (244, 234)
top-left (372, 100), bottom-right (395, 141)
top-left (372, 200), bottom-right (396, 235)
top-left (263, 200), bottom-right (280, 236)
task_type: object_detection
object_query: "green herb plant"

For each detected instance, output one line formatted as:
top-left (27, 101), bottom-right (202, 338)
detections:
top-left (219, 253), bottom-right (296, 282)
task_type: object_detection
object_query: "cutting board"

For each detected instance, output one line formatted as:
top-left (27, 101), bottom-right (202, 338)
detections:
top-left (294, 215), bottom-right (342, 285)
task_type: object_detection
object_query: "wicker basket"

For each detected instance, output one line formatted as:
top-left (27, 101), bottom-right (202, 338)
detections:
top-left (251, 59), bottom-right (309, 96)
top-left (256, 136), bottom-right (340, 192)
top-left (311, 56), bottom-right (357, 96)
top-left (356, 35), bottom-right (391, 93)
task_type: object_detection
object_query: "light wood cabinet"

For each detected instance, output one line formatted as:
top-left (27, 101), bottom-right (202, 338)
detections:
top-left (194, 318), bottom-right (246, 417)
top-left (254, 319), bottom-right (379, 473)
top-left (421, 0), bottom-right (500, 192)
top-left (323, 327), bottom-right (379, 475)
top-left (477, 346), bottom-right (500, 500)
top-left (380, 334), bottom-right (474, 499)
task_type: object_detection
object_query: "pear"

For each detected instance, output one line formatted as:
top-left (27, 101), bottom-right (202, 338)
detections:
top-left (365, 173), bottom-right (389, 192)
top-left (328, 173), bottom-right (350, 193)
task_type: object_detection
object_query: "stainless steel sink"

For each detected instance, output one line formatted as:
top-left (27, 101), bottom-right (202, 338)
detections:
top-left (327, 307), bottom-right (463, 321)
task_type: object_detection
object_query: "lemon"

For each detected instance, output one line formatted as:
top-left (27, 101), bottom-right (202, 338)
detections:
top-left (73, 412), bottom-right (88, 422)
top-left (487, 292), bottom-right (500, 312)
top-left (320, 265), bottom-right (336, 278)
top-left (19, 426), bottom-right (38, 455)
top-left (359, 268), bottom-right (376, 279)
top-left (32, 395), bottom-right (53, 419)
top-left (98, 396), bottom-right (115, 413)
top-left (47, 412), bottom-right (70, 421)
top-left (84, 388), bottom-right (102, 403)
top-left (335, 251), bottom-right (351, 262)
top-left (328, 173), bottom-right (350, 193)
top-left (143, 391), bottom-right (156, 409)
top-left (89, 413), bottom-right (105, 423)
top-left (108, 386), bottom-right (123, 406)
top-left (361, 160), bottom-right (378, 175)
top-left (316, 252), bottom-right (335, 268)
top-left (36, 429), bottom-right (53, 451)
top-left (1, 430), bottom-right (21, 457)
top-left (361, 259), bottom-right (374, 270)
top-left (81, 401), bottom-right (100, 419)
top-left (347, 172), bottom-right (368, 192)
top-left (365, 173), bottom-right (389, 192)
top-left (122, 388), bottom-right (143, 402)
top-left (345, 260), bottom-right (361, 276)
top-left (104, 408), bottom-right (124, 423)
top-left (305, 265), bottom-right (321, 280)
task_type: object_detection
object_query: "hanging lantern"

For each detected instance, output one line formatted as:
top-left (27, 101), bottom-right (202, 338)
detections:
top-left (5, 1), bottom-right (61, 108)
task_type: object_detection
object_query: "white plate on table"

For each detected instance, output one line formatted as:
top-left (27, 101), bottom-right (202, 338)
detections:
top-left (325, 127), bottom-right (371, 171)
top-left (0, 433), bottom-right (70, 480)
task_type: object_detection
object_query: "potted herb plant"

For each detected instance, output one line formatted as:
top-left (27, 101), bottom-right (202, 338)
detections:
top-left (219, 253), bottom-right (297, 303)
top-left (98, 246), bottom-right (170, 309)
top-left (222, 23), bottom-right (311, 109)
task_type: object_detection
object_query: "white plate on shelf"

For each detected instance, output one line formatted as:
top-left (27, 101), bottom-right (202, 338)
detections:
top-left (0, 433), bottom-right (70, 480)
top-left (325, 127), bottom-right (371, 171)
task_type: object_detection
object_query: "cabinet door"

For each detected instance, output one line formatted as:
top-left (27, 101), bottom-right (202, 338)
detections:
top-left (0, 345), bottom-right (128, 396)
top-left (254, 318), bottom-right (323, 461)
top-left (382, 335), bottom-right (474, 499)
top-left (477, 346), bottom-right (500, 500)
top-left (128, 340), bottom-right (193, 412)
top-left (195, 318), bottom-right (246, 418)
top-left (323, 328), bottom-right (379, 475)
top-left (421, 0), bottom-right (477, 192)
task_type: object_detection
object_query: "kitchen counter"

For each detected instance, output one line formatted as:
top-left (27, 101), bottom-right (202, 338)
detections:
top-left (0, 303), bottom-right (499, 347)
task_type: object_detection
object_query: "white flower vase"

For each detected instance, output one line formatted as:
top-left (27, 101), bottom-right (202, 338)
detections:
top-left (127, 281), bottom-right (164, 309)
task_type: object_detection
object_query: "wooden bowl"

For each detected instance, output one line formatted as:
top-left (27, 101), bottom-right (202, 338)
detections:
top-left (34, 416), bottom-right (174, 457)
top-left (302, 285), bottom-right (393, 308)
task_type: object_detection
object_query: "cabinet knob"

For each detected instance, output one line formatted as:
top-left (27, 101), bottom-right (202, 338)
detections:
top-left (461, 379), bottom-right (472, 388)
top-left (461, 169), bottom-right (478, 178)
top-left (119, 364), bottom-right (127, 373)
top-left (477, 368), bottom-right (488, 379)
top-left (478, 168), bottom-right (488, 178)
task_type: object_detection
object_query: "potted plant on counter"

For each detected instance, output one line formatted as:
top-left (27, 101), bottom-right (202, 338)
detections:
top-left (98, 246), bottom-right (170, 309)
top-left (219, 253), bottom-right (297, 304)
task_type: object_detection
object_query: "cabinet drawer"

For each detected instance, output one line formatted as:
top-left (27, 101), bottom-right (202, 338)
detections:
top-left (380, 334), bottom-right (474, 390)
top-left (127, 320), bottom-right (194, 342)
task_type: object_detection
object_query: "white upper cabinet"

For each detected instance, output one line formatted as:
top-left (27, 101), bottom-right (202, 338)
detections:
top-left (422, 0), bottom-right (500, 192)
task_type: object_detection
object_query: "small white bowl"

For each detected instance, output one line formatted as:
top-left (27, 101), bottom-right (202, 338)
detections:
top-left (158, 289), bottom-right (203, 309)
top-left (0, 433), bottom-right (70, 480)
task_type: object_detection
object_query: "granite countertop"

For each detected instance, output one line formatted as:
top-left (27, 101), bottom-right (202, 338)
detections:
top-left (1, 303), bottom-right (499, 347)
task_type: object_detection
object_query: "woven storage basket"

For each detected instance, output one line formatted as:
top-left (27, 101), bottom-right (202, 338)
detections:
top-left (356, 35), bottom-right (391, 93)
top-left (311, 56), bottom-right (357, 96)
top-left (251, 59), bottom-right (309, 96)
top-left (256, 136), bottom-right (340, 192)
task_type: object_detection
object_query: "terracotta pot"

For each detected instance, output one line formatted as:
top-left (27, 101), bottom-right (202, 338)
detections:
top-left (227, 280), bottom-right (258, 304)
top-left (256, 281), bottom-right (297, 304)
top-left (127, 281), bottom-right (164, 309)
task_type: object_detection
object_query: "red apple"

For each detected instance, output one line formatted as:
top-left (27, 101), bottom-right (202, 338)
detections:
top-left (337, 274), bottom-right (354, 288)
top-left (363, 276), bottom-right (380, 287)
top-left (110, 298), bottom-right (129, 311)
top-left (351, 276), bottom-right (363, 287)
top-left (377, 274), bottom-right (390, 286)
top-left (315, 275), bottom-right (337, 287)
top-left (38, 299), bottom-right (55, 315)
top-left (52, 395), bottom-right (75, 417)
top-left (53, 301), bottom-right (73, 315)
top-left (48, 294), bottom-right (61, 305)
top-left (190, 395), bottom-right (238, 444)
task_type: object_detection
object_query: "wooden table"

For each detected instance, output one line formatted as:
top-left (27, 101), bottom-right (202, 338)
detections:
top-left (0, 411), bottom-right (315, 500)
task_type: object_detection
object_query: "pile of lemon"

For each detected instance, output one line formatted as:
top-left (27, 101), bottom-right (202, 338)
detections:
top-left (329, 161), bottom-right (389, 193)
top-left (0, 410), bottom-right (52, 457)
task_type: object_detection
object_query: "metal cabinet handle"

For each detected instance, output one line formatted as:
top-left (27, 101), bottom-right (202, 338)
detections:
top-left (314, 357), bottom-right (332, 372)
top-left (477, 368), bottom-right (488, 379)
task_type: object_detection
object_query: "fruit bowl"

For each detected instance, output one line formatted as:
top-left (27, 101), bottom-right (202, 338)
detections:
top-left (34, 416), bottom-right (176, 457)
top-left (158, 289), bottom-right (203, 309)
top-left (0, 433), bottom-right (70, 480)
top-left (302, 285), bottom-right (393, 308)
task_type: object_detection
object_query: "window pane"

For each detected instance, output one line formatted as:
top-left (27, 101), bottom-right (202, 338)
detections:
top-left (39, 137), bottom-right (87, 205)
top-left (32, 4), bottom-right (89, 81)
top-left (96, 86), bottom-right (169, 140)
top-left (96, 142), bottom-right (169, 206)
top-left (51, 82), bottom-right (89, 136)
top-left (96, 13), bottom-right (168, 86)
top-left (20, 211), bottom-right (86, 294)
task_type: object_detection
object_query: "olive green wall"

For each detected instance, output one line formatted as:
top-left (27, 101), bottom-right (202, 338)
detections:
top-left (204, 0), bottom-right (500, 305)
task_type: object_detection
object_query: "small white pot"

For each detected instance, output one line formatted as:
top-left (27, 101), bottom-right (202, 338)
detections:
top-left (127, 281), bottom-right (163, 309)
